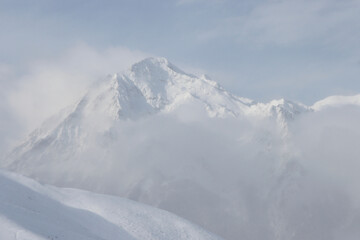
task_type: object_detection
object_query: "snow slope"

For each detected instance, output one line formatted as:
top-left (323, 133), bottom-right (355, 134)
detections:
top-left (0, 169), bottom-right (222, 240)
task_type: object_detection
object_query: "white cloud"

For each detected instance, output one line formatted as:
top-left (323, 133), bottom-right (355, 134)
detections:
top-left (5, 44), bottom-right (149, 135)
top-left (240, 0), bottom-right (360, 45)
top-left (199, 0), bottom-right (360, 47)
top-left (4, 101), bottom-right (360, 239)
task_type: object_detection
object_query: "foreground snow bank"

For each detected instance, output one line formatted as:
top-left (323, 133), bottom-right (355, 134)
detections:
top-left (0, 170), bottom-right (222, 240)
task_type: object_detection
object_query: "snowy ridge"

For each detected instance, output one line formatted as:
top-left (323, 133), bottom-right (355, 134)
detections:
top-left (4, 57), bottom-right (312, 167)
top-left (0, 170), bottom-right (222, 240)
top-left (312, 94), bottom-right (360, 111)
top-left (118, 57), bottom-right (253, 118)
top-left (5, 57), bottom-right (359, 159)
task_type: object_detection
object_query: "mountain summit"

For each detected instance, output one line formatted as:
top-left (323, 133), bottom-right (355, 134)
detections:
top-left (87, 56), bottom-right (256, 120)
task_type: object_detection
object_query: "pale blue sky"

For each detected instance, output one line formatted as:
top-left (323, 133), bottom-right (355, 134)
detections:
top-left (1, 0), bottom-right (360, 103)
top-left (0, 0), bottom-right (360, 152)
top-left (1, 0), bottom-right (360, 115)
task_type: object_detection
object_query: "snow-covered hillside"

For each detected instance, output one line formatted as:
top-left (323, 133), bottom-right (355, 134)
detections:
top-left (0, 170), bottom-right (222, 240)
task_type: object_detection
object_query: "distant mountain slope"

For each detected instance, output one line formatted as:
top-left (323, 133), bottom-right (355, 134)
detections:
top-left (0, 170), bottom-right (222, 240)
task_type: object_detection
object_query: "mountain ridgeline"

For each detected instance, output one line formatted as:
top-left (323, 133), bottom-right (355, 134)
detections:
top-left (5, 57), bottom-right (309, 167)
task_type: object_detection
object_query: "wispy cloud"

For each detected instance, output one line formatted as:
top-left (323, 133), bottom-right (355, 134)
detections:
top-left (241, 0), bottom-right (360, 46)
top-left (4, 44), bottom-right (149, 136)
top-left (198, 0), bottom-right (360, 47)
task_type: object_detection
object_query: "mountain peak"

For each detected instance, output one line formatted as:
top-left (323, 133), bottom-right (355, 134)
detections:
top-left (130, 57), bottom-right (189, 77)
top-left (132, 57), bottom-right (169, 68)
top-left (4, 58), bottom-right (319, 171)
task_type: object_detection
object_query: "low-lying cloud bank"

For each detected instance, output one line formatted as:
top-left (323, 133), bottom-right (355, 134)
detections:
top-left (3, 101), bottom-right (360, 240)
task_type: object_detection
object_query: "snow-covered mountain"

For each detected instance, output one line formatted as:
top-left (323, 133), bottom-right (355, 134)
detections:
top-left (0, 169), bottom-right (222, 240)
top-left (2, 57), bottom-right (360, 240)
top-left (4, 57), bottom-right (309, 168)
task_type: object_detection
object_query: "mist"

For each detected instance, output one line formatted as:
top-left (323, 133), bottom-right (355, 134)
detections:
top-left (4, 98), bottom-right (360, 240)
top-left (0, 44), bottom-right (149, 155)
top-left (2, 1), bottom-right (360, 239)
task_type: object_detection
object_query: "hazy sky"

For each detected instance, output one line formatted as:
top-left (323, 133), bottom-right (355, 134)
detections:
top-left (1, 0), bottom-right (360, 102)
top-left (1, 0), bottom-right (360, 149)
top-left (1, 3), bottom-right (360, 239)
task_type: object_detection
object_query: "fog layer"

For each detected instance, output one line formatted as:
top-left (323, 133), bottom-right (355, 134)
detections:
top-left (3, 101), bottom-right (360, 240)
